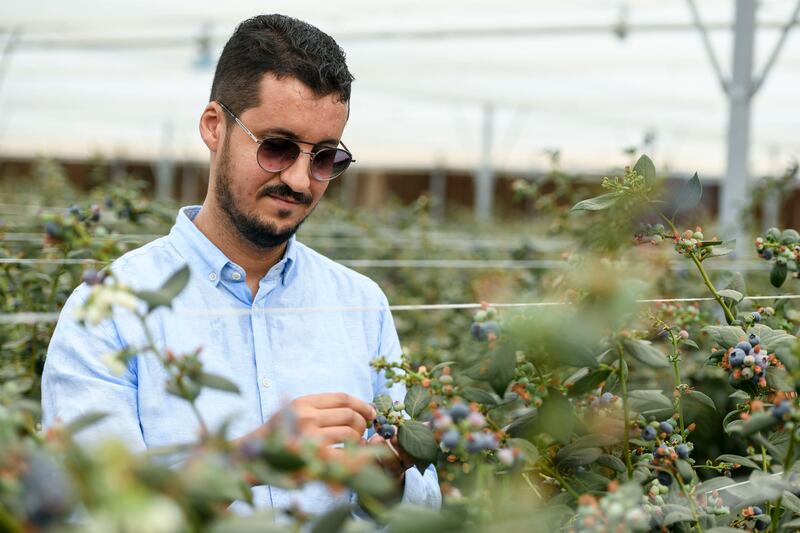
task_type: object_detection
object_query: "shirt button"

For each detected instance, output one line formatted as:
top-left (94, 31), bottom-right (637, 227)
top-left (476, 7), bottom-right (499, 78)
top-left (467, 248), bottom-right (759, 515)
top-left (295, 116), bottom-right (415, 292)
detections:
top-left (208, 272), bottom-right (218, 281)
top-left (231, 272), bottom-right (242, 281)
top-left (261, 376), bottom-right (271, 388)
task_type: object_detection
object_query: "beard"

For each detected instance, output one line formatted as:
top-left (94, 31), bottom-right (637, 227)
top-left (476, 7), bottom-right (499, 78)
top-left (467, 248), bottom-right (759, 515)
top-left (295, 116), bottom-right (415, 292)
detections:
top-left (214, 136), bottom-right (314, 250)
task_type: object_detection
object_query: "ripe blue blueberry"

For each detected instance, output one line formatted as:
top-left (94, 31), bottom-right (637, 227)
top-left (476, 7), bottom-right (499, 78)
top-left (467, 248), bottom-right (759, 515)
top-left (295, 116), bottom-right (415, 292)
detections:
top-left (751, 311), bottom-right (762, 323)
top-left (748, 333), bottom-right (761, 346)
top-left (44, 221), bottom-right (63, 239)
top-left (735, 341), bottom-right (752, 352)
top-left (772, 402), bottom-right (791, 419)
top-left (676, 443), bottom-right (690, 459)
top-left (441, 429), bottom-right (460, 449)
top-left (465, 433), bottom-right (484, 453)
top-left (600, 392), bottom-right (615, 404)
top-left (729, 349), bottom-right (746, 367)
top-left (482, 321), bottom-right (501, 338)
top-left (659, 421), bottom-right (674, 434)
top-left (378, 424), bottom-right (396, 439)
top-left (470, 322), bottom-right (486, 341)
top-left (374, 415), bottom-right (388, 426)
top-left (762, 249), bottom-right (774, 260)
top-left (449, 403), bottom-right (470, 422)
top-left (753, 506), bottom-right (763, 516)
top-left (642, 427), bottom-right (657, 441)
top-left (657, 471), bottom-right (673, 486)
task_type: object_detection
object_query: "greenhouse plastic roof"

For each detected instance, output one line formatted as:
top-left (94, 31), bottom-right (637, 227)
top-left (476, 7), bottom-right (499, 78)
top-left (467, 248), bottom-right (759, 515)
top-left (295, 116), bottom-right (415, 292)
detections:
top-left (1, 0), bottom-right (799, 178)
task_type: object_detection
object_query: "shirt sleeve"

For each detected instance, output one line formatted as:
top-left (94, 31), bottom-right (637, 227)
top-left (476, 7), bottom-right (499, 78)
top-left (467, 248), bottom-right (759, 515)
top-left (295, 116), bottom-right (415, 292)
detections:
top-left (41, 285), bottom-right (146, 452)
top-left (371, 291), bottom-right (442, 510)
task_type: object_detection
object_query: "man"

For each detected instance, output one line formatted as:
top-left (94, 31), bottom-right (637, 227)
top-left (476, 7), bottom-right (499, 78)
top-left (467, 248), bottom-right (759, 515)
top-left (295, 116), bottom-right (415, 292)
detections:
top-left (42, 14), bottom-right (441, 515)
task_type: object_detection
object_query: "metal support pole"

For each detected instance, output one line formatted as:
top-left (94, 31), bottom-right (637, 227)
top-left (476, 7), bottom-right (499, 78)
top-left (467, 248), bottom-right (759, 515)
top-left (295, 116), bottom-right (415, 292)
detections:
top-left (429, 164), bottom-right (447, 221)
top-left (720, 0), bottom-right (756, 253)
top-left (474, 103), bottom-right (494, 220)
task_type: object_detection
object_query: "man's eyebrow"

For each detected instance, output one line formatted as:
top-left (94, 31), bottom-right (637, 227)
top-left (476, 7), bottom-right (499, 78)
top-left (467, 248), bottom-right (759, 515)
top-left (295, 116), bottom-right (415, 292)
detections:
top-left (256, 127), bottom-right (339, 147)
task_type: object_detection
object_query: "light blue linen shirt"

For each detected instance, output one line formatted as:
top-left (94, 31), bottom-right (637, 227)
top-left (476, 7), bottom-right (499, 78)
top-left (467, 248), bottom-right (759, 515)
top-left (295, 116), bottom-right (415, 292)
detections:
top-left (42, 205), bottom-right (441, 515)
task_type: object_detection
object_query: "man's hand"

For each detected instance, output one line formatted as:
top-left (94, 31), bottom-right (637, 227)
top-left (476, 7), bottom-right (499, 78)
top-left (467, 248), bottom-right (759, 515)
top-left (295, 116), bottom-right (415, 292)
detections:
top-left (366, 432), bottom-right (415, 491)
top-left (236, 392), bottom-right (377, 447)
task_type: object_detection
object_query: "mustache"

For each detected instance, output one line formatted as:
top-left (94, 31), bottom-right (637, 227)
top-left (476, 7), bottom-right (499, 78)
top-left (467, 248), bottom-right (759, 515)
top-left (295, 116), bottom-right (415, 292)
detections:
top-left (257, 184), bottom-right (313, 205)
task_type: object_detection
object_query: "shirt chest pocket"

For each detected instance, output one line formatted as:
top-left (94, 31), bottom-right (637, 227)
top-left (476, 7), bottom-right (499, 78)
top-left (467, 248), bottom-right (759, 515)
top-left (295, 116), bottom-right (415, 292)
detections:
top-left (265, 312), bottom-right (373, 403)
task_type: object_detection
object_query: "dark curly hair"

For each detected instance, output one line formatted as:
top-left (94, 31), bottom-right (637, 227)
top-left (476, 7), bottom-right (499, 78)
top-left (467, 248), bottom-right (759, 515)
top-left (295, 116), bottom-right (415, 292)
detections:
top-left (210, 14), bottom-right (354, 116)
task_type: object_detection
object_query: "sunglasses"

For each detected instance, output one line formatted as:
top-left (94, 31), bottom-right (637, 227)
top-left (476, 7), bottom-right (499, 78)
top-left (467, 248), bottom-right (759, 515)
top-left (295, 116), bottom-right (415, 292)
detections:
top-left (217, 101), bottom-right (355, 181)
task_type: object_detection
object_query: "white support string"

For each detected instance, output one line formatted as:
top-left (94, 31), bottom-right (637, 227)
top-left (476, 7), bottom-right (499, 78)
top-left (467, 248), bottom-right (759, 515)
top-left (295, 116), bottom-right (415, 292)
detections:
top-left (1, 294), bottom-right (799, 325)
top-left (0, 256), bottom-right (776, 271)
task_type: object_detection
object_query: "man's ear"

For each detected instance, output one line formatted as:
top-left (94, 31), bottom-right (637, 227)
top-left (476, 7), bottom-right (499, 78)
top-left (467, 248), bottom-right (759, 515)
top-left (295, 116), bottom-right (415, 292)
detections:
top-left (199, 102), bottom-right (225, 153)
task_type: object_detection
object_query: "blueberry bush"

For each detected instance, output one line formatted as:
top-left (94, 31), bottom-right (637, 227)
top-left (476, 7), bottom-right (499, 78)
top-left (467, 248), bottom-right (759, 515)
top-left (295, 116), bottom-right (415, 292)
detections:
top-left (1, 156), bottom-right (799, 531)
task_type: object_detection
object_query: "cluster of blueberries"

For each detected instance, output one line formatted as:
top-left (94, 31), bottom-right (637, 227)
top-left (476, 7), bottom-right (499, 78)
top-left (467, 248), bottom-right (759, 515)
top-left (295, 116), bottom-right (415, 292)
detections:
top-left (639, 418), bottom-right (692, 487)
top-left (722, 334), bottom-right (772, 389)
top-left (470, 307), bottom-right (501, 342)
top-left (434, 402), bottom-right (501, 455)
top-left (570, 484), bottom-right (650, 533)
top-left (372, 415), bottom-right (397, 440)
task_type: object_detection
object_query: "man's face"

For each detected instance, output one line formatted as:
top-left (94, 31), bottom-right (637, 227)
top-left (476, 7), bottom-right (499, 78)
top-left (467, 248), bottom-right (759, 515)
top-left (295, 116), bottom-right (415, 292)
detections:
top-left (213, 74), bottom-right (349, 249)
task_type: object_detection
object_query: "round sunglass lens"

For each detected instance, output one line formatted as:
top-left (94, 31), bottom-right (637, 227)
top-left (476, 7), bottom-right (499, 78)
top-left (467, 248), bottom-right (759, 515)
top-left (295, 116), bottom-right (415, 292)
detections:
top-left (312, 149), bottom-right (352, 180)
top-left (258, 138), bottom-right (299, 172)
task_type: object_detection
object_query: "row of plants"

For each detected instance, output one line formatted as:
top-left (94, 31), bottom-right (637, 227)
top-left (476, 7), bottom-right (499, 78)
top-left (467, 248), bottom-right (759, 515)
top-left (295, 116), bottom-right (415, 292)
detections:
top-left (0, 156), bottom-right (799, 531)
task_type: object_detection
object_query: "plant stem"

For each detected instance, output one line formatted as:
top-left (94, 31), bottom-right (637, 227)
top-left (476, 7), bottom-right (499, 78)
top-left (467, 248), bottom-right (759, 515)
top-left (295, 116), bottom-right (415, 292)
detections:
top-left (657, 213), bottom-right (735, 324)
top-left (688, 252), bottom-right (736, 325)
top-left (670, 337), bottom-right (686, 435)
top-left (675, 472), bottom-right (704, 533)
top-left (617, 343), bottom-right (634, 479)
top-left (543, 464), bottom-right (580, 500)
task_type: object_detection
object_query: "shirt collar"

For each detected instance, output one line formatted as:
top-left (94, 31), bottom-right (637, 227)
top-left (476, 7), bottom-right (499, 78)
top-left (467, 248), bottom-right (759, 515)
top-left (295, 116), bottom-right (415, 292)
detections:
top-left (169, 206), bottom-right (298, 287)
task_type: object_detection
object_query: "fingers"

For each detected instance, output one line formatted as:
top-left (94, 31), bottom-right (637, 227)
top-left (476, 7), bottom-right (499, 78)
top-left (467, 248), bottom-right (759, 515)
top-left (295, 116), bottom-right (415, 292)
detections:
top-left (316, 407), bottom-right (368, 436)
top-left (316, 425), bottom-right (363, 444)
top-left (301, 392), bottom-right (376, 422)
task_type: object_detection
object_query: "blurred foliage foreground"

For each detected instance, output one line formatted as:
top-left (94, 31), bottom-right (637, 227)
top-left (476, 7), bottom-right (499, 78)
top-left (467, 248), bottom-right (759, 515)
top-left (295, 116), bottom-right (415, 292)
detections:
top-left (1, 156), bottom-right (800, 532)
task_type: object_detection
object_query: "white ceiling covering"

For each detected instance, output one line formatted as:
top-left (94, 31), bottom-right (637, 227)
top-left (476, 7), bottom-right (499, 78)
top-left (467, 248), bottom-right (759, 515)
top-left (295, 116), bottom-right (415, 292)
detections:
top-left (0, 0), bottom-right (799, 179)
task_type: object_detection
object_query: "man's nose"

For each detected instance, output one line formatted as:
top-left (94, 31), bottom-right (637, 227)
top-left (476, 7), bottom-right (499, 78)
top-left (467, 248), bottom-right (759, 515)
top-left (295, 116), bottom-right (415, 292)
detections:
top-left (279, 152), bottom-right (313, 193)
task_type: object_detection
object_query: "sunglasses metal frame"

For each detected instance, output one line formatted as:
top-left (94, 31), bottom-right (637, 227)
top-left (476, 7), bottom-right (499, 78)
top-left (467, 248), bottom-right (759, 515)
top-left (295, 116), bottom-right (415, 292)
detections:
top-left (217, 101), bottom-right (355, 181)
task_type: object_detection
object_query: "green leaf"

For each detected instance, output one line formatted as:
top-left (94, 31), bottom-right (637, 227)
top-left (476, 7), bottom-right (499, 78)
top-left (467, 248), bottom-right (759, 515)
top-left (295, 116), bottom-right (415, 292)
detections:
top-left (782, 491), bottom-right (800, 514)
top-left (64, 412), bottom-right (109, 437)
top-left (459, 387), bottom-right (499, 407)
top-left (731, 411), bottom-right (779, 437)
top-left (707, 239), bottom-right (737, 258)
top-left (196, 372), bottom-right (240, 394)
top-left (487, 345), bottom-right (517, 396)
top-left (766, 366), bottom-right (794, 391)
top-left (751, 324), bottom-right (797, 353)
top-left (623, 339), bottom-right (670, 368)
top-left (347, 464), bottom-right (395, 498)
top-left (373, 394), bottom-right (393, 413)
top-left (506, 438), bottom-right (540, 465)
top-left (135, 264), bottom-right (191, 311)
top-left (680, 339), bottom-right (699, 350)
top-left (538, 389), bottom-right (575, 444)
top-left (675, 458), bottom-right (694, 482)
top-left (633, 154), bottom-right (656, 185)
top-left (397, 421), bottom-right (439, 473)
top-left (404, 386), bottom-right (431, 418)
top-left (596, 454), bottom-right (626, 472)
top-left (627, 390), bottom-right (673, 418)
top-left (571, 192), bottom-right (623, 212)
top-left (717, 289), bottom-right (744, 303)
top-left (505, 410), bottom-right (537, 440)
top-left (771, 262), bottom-right (788, 288)
top-left (556, 446), bottom-right (602, 468)
top-left (310, 504), bottom-right (355, 533)
top-left (684, 390), bottom-right (717, 416)
top-left (567, 368), bottom-right (612, 397)
top-left (716, 454), bottom-right (761, 470)
top-left (383, 505), bottom-right (468, 533)
top-left (672, 172), bottom-right (703, 217)
top-left (664, 508), bottom-right (695, 526)
top-left (702, 325), bottom-right (746, 348)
